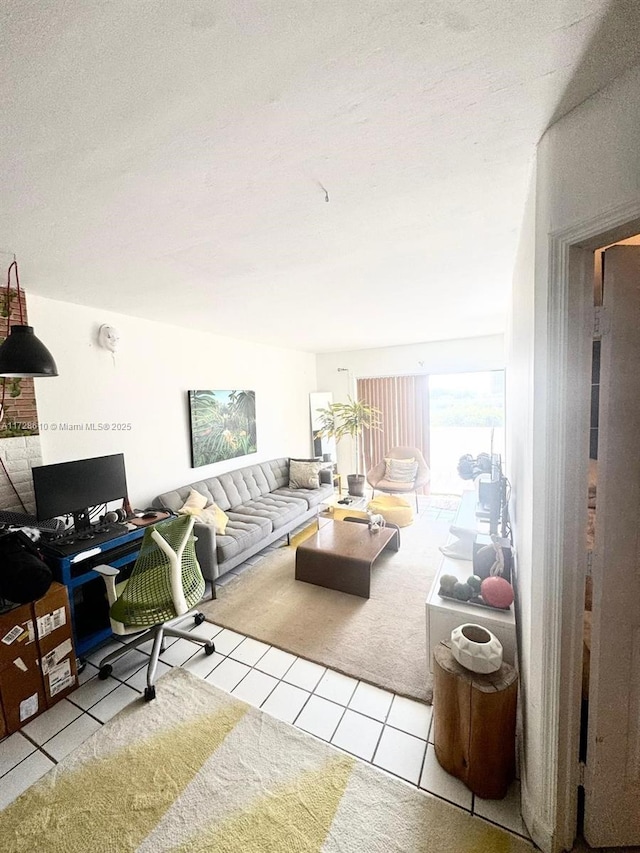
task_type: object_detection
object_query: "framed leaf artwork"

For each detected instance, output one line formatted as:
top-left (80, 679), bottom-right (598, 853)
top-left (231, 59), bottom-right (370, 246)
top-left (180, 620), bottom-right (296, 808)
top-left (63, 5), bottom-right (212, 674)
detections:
top-left (188, 390), bottom-right (257, 467)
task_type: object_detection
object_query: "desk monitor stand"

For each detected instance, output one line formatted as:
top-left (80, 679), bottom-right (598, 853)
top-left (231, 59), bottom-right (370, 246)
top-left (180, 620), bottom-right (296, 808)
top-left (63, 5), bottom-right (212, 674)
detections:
top-left (72, 509), bottom-right (92, 533)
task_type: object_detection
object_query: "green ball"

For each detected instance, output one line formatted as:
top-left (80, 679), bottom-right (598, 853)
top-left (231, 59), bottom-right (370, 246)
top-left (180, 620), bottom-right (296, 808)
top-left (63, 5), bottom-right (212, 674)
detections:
top-left (453, 582), bottom-right (472, 601)
top-left (467, 575), bottom-right (482, 593)
top-left (439, 574), bottom-right (458, 595)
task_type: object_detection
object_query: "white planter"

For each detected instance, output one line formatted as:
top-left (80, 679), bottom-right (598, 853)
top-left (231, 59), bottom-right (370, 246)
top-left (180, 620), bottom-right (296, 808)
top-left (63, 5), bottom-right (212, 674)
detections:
top-left (450, 623), bottom-right (503, 674)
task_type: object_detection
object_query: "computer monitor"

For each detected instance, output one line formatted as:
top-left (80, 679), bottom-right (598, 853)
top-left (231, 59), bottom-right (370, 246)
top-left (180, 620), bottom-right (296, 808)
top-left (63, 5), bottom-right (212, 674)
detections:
top-left (477, 454), bottom-right (506, 537)
top-left (32, 453), bottom-right (128, 532)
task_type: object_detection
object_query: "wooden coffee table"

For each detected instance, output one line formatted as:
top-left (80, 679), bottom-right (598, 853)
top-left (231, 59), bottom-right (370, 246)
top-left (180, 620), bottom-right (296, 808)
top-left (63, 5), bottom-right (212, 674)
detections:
top-left (295, 519), bottom-right (399, 598)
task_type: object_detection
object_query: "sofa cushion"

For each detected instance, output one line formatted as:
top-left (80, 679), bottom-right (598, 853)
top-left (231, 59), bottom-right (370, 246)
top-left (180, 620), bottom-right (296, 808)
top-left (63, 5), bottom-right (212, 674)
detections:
top-left (200, 477), bottom-right (233, 512)
top-left (216, 464), bottom-right (273, 509)
top-left (225, 511), bottom-right (272, 534)
top-left (230, 494), bottom-right (308, 531)
top-left (259, 458), bottom-right (290, 491)
top-left (273, 482), bottom-right (333, 508)
top-left (215, 518), bottom-right (270, 563)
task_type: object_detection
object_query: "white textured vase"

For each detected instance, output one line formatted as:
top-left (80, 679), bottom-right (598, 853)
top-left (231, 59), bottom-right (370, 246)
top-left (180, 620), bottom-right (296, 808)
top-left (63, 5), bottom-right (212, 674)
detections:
top-left (450, 623), bottom-right (503, 674)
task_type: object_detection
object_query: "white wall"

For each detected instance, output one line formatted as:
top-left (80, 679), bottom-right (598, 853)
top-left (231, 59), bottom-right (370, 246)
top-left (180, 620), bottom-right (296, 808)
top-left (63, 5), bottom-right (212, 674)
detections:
top-left (505, 168), bottom-right (540, 837)
top-left (316, 336), bottom-right (504, 389)
top-left (316, 336), bottom-right (505, 475)
top-left (27, 294), bottom-right (318, 508)
top-left (509, 63), bottom-right (640, 852)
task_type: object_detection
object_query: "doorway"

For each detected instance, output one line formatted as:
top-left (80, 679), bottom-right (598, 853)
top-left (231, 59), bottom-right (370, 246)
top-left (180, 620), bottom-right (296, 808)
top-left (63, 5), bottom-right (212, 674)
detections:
top-left (576, 240), bottom-right (640, 849)
top-left (542, 220), bottom-right (640, 852)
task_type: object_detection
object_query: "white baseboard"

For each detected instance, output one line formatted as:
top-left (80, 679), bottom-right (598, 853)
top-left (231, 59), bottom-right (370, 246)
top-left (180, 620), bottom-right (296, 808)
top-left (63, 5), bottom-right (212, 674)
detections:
top-left (521, 775), bottom-right (558, 853)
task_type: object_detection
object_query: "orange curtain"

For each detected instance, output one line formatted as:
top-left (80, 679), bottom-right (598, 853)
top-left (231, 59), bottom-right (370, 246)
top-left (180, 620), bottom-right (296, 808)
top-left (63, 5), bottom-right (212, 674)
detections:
top-left (357, 374), bottom-right (430, 476)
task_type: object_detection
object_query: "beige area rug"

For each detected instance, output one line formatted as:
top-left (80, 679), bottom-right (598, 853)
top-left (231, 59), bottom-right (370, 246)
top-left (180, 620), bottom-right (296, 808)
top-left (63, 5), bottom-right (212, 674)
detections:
top-left (201, 505), bottom-right (455, 703)
top-left (0, 668), bottom-right (533, 852)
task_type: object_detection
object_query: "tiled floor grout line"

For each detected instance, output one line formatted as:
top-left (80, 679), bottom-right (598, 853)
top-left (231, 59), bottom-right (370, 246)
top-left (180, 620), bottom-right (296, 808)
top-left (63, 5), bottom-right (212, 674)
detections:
top-left (0, 743), bottom-right (38, 780)
top-left (13, 637), bottom-right (437, 790)
top-left (413, 720), bottom-right (431, 790)
top-left (27, 739), bottom-right (57, 765)
top-left (197, 641), bottom-right (514, 827)
top-left (227, 634), bottom-right (433, 740)
top-left (5, 707), bottom-right (517, 837)
top-left (222, 642), bottom-right (433, 782)
top-left (289, 669), bottom-right (327, 729)
top-left (366, 713), bottom-right (389, 768)
top-left (237, 631), bottom-right (420, 764)
top-left (250, 671), bottom-right (280, 708)
top-left (2, 647), bottom-right (500, 826)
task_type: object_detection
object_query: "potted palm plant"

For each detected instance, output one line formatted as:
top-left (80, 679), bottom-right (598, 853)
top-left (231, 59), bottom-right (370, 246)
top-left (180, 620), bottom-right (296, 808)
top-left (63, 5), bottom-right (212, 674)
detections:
top-left (314, 397), bottom-right (382, 496)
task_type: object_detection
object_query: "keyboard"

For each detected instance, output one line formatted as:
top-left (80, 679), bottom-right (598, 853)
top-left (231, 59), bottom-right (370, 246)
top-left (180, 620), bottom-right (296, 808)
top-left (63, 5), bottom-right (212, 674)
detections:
top-left (41, 522), bottom-right (131, 557)
top-left (0, 511), bottom-right (65, 534)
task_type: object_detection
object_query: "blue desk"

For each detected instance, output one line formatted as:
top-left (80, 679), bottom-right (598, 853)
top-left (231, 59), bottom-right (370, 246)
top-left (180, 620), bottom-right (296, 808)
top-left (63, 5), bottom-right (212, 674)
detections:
top-left (43, 527), bottom-right (147, 657)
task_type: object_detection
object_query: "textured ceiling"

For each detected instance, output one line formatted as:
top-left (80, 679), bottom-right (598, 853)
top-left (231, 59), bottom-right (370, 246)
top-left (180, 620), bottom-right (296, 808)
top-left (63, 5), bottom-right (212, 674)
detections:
top-left (0, 1), bottom-right (635, 352)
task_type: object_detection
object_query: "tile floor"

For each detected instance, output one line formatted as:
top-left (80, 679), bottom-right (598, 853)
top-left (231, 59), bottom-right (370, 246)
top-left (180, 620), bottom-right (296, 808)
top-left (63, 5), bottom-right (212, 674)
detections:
top-left (0, 500), bottom-right (531, 845)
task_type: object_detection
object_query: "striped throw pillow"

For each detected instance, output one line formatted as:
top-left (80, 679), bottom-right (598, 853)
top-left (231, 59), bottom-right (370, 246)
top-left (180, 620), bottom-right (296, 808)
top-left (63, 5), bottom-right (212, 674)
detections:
top-left (384, 457), bottom-right (418, 483)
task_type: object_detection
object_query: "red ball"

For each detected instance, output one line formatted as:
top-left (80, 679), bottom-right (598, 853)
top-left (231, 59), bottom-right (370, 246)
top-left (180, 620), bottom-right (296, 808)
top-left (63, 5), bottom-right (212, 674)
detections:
top-left (481, 576), bottom-right (514, 608)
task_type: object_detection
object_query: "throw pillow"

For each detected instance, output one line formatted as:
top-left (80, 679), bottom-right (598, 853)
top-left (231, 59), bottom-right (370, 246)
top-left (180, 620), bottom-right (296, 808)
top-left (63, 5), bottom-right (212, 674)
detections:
top-left (177, 488), bottom-right (208, 514)
top-left (384, 457), bottom-right (418, 483)
top-left (199, 503), bottom-right (229, 536)
top-left (289, 459), bottom-right (322, 489)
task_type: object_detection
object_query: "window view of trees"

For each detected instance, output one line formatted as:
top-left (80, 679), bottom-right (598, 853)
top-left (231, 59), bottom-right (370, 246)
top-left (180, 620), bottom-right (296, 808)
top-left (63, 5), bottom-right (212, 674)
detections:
top-left (430, 373), bottom-right (504, 427)
top-left (428, 371), bottom-right (505, 494)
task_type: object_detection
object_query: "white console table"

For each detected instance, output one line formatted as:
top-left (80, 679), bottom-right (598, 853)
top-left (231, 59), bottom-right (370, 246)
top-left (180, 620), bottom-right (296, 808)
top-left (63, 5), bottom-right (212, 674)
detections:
top-left (425, 490), bottom-right (517, 672)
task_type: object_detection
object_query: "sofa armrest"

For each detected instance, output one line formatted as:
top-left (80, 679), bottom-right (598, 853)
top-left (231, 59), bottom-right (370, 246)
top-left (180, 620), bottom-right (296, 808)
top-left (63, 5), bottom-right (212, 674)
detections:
top-left (320, 467), bottom-right (333, 485)
top-left (192, 522), bottom-right (219, 583)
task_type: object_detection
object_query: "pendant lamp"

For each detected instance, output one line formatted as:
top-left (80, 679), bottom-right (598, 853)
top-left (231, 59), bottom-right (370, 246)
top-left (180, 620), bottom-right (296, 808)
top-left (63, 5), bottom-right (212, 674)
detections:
top-left (0, 260), bottom-right (58, 377)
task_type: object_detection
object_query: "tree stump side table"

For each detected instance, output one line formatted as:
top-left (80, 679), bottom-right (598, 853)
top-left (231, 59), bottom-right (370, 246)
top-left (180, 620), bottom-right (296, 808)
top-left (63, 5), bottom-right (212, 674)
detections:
top-left (432, 642), bottom-right (518, 799)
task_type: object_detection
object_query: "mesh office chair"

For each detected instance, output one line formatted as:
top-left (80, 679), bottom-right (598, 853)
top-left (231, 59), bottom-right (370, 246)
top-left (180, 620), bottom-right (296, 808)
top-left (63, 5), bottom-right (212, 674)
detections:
top-left (95, 515), bottom-right (215, 701)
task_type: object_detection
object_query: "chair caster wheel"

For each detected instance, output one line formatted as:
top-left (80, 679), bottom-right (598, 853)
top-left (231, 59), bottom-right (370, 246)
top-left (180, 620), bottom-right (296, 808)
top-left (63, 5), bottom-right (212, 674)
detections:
top-left (204, 642), bottom-right (215, 656)
top-left (194, 612), bottom-right (205, 626)
top-left (144, 686), bottom-right (156, 701)
top-left (98, 664), bottom-right (113, 680)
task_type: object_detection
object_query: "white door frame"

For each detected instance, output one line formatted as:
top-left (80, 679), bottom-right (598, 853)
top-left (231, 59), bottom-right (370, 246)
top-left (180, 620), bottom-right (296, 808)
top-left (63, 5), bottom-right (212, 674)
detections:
top-left (537, 200), bottom-right (640, 852)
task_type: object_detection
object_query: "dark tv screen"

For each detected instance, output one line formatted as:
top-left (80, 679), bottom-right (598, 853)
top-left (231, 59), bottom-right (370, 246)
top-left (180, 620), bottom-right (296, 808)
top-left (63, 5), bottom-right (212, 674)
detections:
top-left (33, 453), bottom-right (128, 521)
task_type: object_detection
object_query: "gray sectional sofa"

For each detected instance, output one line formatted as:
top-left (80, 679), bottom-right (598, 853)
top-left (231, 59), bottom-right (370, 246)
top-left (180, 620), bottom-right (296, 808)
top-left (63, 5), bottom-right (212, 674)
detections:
top-left (153, 457), bottom-right (333, 593)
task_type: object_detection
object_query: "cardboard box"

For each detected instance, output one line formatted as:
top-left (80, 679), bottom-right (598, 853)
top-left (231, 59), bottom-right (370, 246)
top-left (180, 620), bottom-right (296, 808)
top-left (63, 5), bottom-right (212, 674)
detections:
top-left (0, 601), bottom-right (36, 668)
top-left (0, 640), bottom-right (46, 734)
top-left (0, 601), bottom-right (42, 733)
top-left (33, 582), bottom-right (78, 705)
top-left (0, 583), bottom-right (78, 732)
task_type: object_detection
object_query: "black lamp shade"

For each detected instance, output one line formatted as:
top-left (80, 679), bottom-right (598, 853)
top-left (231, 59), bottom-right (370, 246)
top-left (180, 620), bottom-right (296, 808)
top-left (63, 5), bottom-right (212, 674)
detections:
top-left (0, 325), bottom-right (58, 377)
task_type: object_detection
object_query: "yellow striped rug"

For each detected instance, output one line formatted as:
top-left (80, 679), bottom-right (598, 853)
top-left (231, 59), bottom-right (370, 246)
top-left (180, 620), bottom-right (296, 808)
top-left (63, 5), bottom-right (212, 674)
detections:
top-left (0, 669), bottom-right (533, 852)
